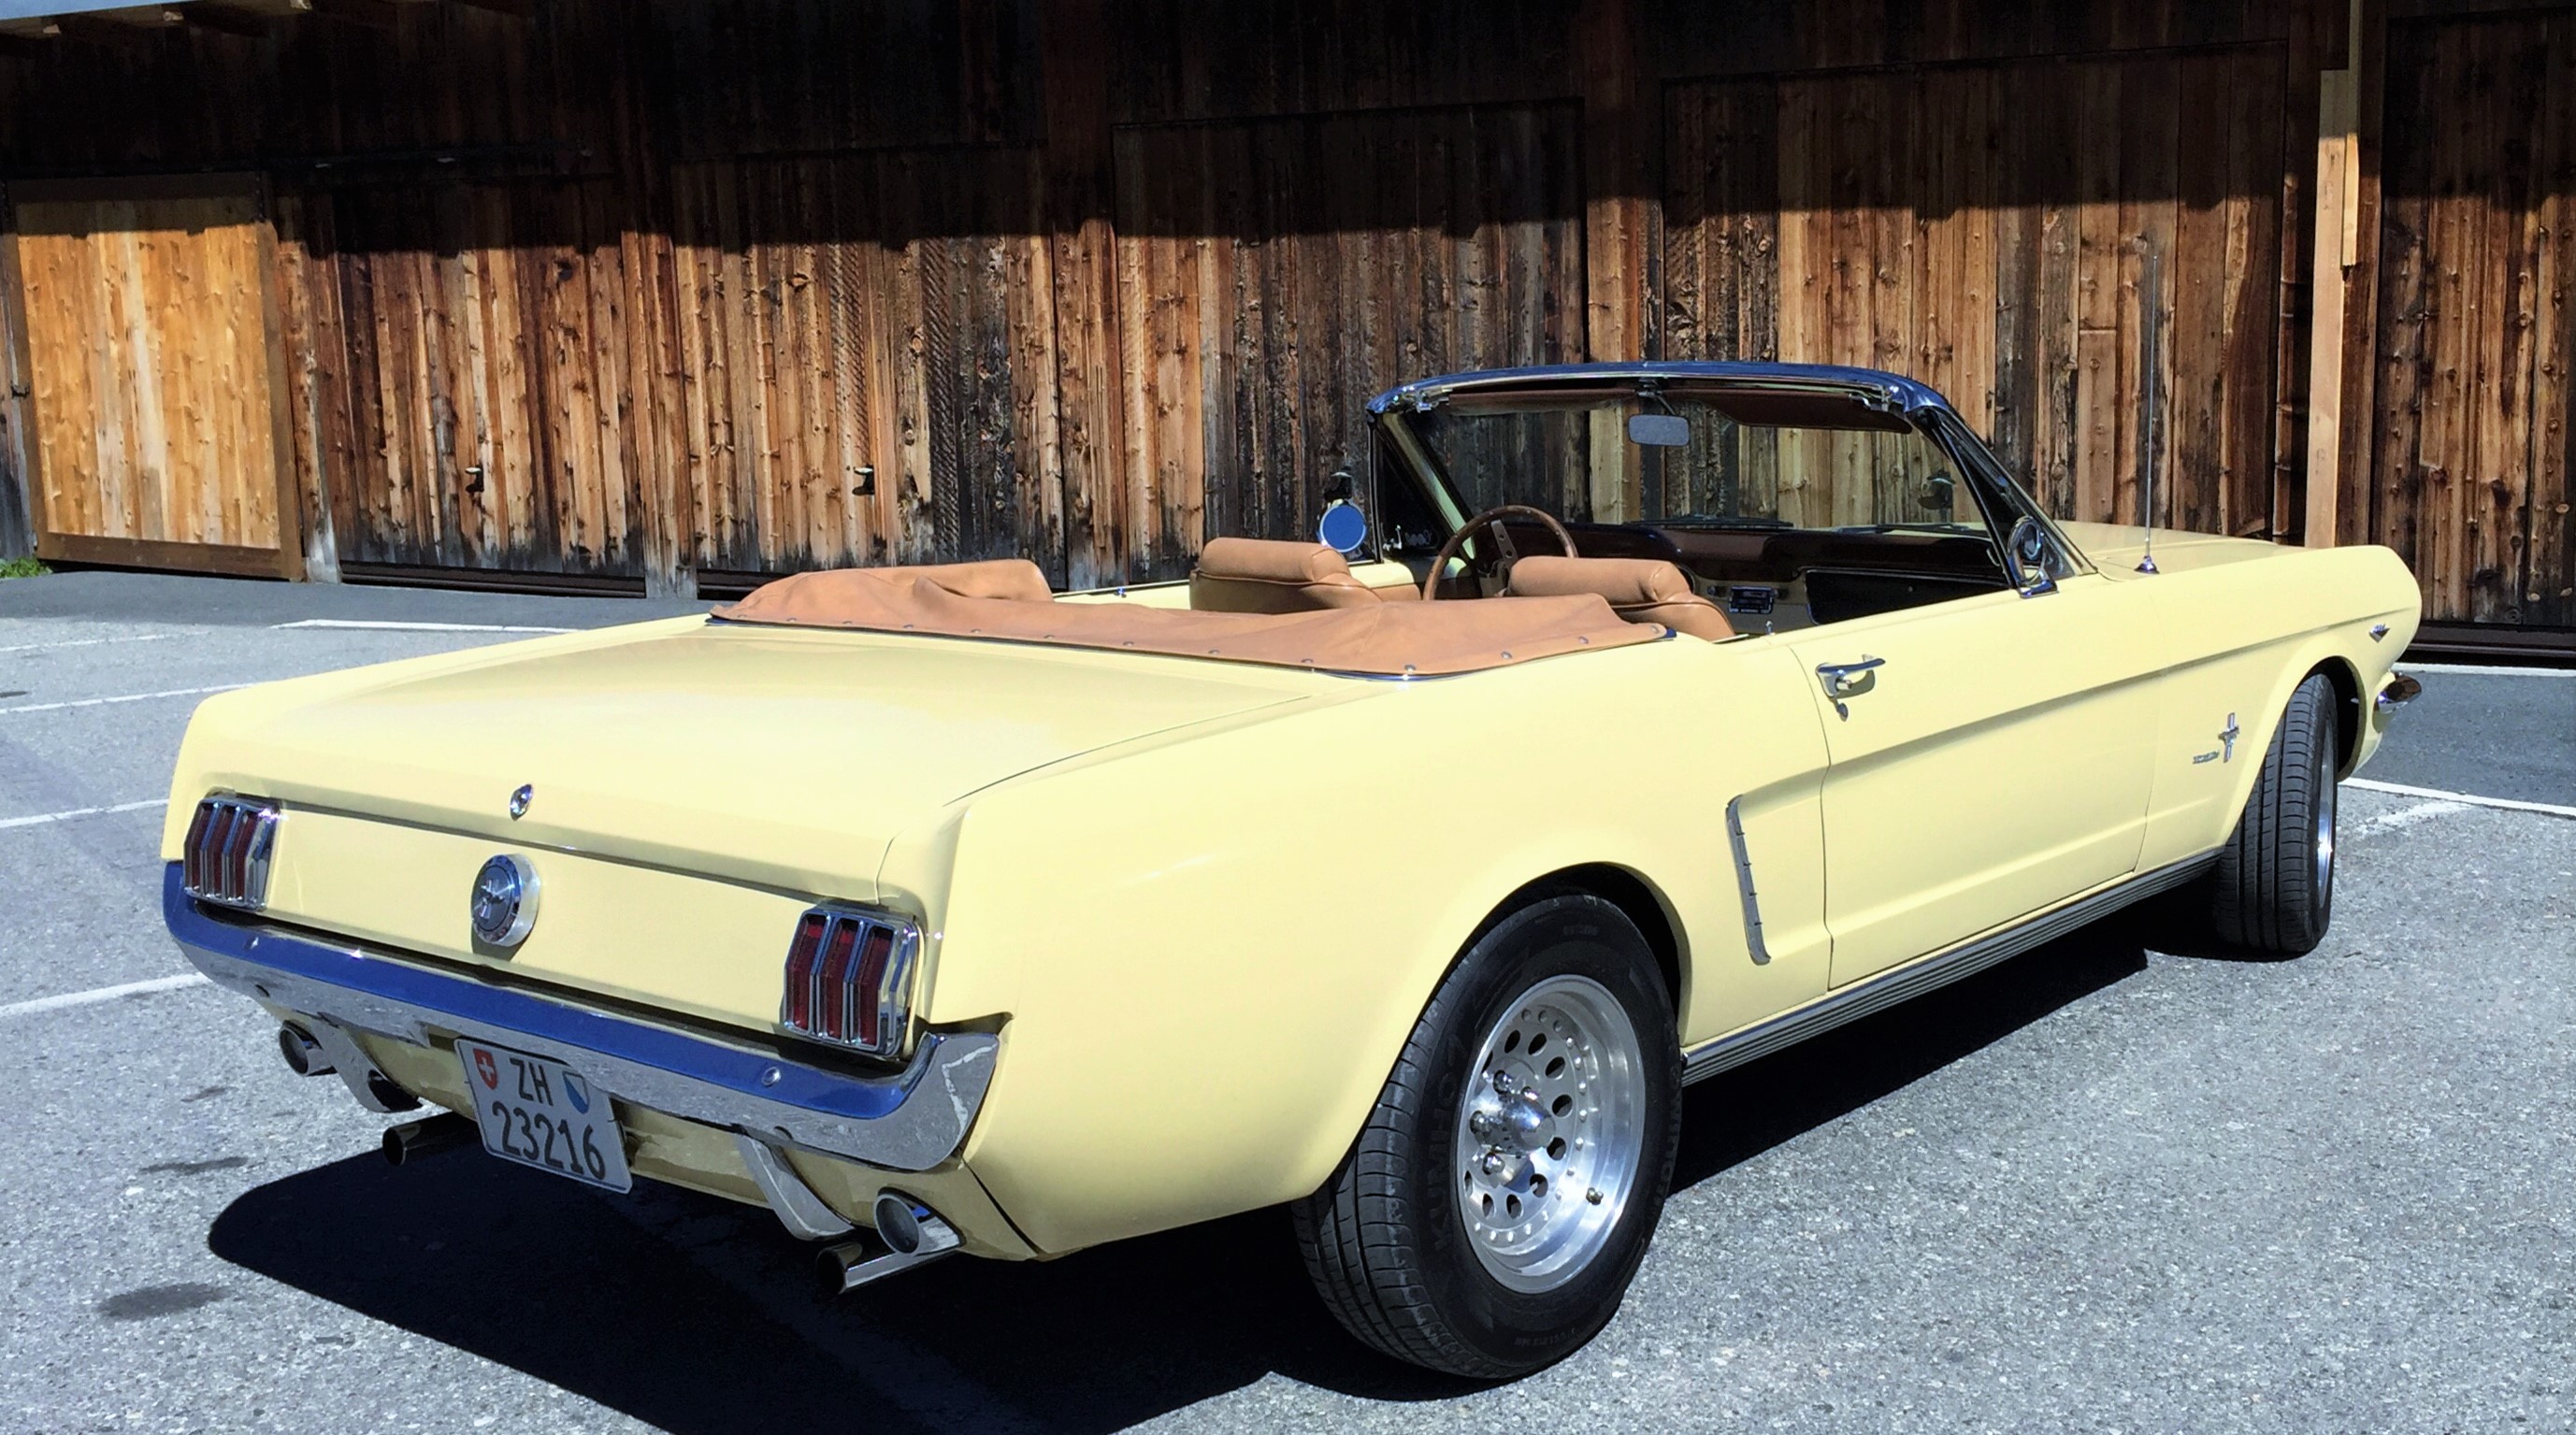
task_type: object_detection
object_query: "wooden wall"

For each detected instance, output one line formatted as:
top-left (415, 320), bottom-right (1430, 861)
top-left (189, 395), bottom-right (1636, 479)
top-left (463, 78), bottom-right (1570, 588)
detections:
top-left (0, 0), bottom-right (2563, 631)
top-left (2365, 7), bottom-right (2575, 627)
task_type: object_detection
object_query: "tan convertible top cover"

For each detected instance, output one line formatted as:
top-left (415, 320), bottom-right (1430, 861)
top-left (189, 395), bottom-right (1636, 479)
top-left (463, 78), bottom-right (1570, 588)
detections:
top-left (712, 560), bottom-right (1662, 676)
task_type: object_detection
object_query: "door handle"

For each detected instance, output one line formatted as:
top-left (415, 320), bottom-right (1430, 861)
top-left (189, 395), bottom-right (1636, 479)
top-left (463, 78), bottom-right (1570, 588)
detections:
top-left (1815, 656), bottom-right (1884, 717)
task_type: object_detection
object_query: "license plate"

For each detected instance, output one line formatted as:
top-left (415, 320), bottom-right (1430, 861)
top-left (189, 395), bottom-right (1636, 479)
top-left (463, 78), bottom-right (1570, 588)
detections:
top-left (455, 1039), bottom-right (633, 1193)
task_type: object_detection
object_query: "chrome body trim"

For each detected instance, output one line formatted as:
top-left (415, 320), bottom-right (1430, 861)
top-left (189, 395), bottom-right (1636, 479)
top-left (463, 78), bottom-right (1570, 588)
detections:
top-left (1721, 797), bottom-right (1771, 966)
top-left (1680, 852), bottom-right (2218, 1085)
top-left (734, 1133), bottom-right (856, 1240)
top-left (162, 864), bottom-right (997, 1173)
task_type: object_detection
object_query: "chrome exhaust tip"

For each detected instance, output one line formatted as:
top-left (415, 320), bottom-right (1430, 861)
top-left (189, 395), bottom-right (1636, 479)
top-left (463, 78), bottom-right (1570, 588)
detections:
top-left (277, 1024), bottom-right (335, 1077)
top-left (381, 1112), bottom-right (477, 1167)
top-left (2376, 672), bottom-right (2424, 713)
top-left (817, 1196), bottom-right (961, 1295)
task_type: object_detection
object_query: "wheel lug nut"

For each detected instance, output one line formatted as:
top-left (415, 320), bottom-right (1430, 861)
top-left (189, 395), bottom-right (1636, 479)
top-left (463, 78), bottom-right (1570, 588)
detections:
top-left (1586, 1187), bottom-right (1605, 1205)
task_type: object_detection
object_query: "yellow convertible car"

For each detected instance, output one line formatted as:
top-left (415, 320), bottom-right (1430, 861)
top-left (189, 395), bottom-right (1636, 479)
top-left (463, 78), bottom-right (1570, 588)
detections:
top-left (164, 362), bottom-right (2422, 1377)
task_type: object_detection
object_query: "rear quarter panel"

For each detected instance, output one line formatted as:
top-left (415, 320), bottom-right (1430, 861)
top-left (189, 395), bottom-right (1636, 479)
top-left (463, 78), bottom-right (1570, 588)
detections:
top-left (885, 637), bottom-right (1831, 1255)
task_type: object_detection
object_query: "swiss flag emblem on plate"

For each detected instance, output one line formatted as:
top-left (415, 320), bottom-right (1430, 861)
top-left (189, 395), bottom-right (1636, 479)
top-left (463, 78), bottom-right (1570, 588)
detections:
top-left (474, 1048), bottom-right (500, 1090)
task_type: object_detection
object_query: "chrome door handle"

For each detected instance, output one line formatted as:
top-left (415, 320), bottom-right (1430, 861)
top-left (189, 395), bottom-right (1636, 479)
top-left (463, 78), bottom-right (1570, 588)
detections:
top-left (1815, 656), bottom-right (1883, 717)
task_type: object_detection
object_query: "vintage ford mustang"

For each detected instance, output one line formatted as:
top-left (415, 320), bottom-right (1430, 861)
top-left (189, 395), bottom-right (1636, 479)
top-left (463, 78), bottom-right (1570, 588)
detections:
top-left (164, 362), bottom-right (2422, 1377)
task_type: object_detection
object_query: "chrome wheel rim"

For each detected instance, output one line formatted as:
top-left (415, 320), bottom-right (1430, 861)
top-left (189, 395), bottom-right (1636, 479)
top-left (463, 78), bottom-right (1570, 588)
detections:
top-left (1453, 974), bottom-right (1646, 1293)
top-left (2314, 766), bottom-right (2338, 905)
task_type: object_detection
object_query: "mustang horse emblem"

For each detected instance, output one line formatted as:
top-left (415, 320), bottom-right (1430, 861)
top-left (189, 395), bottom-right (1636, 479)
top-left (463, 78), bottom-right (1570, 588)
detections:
top-left (469, 854), bottom-right (540, 949)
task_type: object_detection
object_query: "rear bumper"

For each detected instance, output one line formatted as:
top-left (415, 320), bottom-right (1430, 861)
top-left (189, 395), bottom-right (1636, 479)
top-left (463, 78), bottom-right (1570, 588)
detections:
top-left (161, 864), bottom-right (996, 1172)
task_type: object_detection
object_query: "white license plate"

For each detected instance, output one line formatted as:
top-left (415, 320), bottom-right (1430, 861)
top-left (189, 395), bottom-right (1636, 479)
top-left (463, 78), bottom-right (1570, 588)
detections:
top-left (456, 1039), bottom-right (633, 1193)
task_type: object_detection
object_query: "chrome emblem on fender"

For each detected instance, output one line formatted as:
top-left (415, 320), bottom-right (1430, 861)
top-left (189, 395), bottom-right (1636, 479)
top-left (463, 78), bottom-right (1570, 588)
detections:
top-left (508, 783), bottom-right (534, 819)
top-left (470, 854), bottom-right (540, 949)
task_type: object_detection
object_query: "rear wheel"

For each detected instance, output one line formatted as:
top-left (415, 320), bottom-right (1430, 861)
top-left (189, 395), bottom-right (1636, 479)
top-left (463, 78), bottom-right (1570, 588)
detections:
top-left (1291, 895), bottom-right (1680, 1378)
top-left (2209, 672), bottom-right (2339, 955)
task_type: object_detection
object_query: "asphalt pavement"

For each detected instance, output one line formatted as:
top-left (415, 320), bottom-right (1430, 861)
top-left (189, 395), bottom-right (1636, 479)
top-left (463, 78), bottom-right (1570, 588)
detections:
top-left (2, 569), bottom-right (2569, 1435)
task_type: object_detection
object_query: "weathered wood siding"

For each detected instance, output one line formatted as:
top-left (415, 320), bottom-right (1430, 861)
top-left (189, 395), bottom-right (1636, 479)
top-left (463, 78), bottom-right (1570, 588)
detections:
top-left (1113, 105), bottom-right (1585, 571)
top-left (290, 179), bottom-right (651, 577)
top-left (0, 0), bottom-right (2562, 631)
top-left (2368, 8), bottom-right (2576, 627)
top-left (667, 151), bottom-right (1058, 581)
top-left (1663, 48), bottom-right (2284, 538)
top-left (10, 180), bottom-right (290, 569)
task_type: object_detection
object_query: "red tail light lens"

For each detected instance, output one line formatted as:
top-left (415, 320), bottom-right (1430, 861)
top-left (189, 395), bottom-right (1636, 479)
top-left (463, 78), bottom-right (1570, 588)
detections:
top-left (776, 907), bottom-right (919, 1060)
top-left (782, 911), bottom-right (828, 1030)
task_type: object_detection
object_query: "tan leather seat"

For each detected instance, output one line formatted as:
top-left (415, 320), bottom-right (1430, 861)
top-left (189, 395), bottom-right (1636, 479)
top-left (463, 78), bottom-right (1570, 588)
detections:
top-left (1505, 555), bottom-right (1737, 640)
top-left (1189, 538), bottom-right (1390, 613)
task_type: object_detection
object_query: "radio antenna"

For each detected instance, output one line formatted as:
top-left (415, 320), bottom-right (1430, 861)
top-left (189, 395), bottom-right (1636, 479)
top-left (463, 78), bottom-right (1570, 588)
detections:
top-left (2136, 247), bottom-right (2163, 575)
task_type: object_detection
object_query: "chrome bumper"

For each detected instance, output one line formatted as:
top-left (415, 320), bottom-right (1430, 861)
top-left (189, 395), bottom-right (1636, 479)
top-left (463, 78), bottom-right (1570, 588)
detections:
top-left (161, 865), bottom-right (995, 1173)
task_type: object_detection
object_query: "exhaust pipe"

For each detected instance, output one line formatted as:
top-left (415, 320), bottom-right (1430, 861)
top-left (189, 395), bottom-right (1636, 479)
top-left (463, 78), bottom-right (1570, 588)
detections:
top-left (278, 1024), bottom-right (335, 1077)
top-left (816, 1195), bottom-right (961, 1295)
top-left (381, 1112), bottom-right (478, 1167)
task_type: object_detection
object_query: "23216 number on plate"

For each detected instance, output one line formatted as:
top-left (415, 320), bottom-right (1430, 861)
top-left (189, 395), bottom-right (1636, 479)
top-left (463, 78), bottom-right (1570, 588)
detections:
top-left (456, 1038), bottom-right (633, 1193)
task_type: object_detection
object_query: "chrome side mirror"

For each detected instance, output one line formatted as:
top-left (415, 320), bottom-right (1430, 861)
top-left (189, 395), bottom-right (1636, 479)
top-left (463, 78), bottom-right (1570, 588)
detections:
top-left (2008, 516), bottom-right (2057, 598)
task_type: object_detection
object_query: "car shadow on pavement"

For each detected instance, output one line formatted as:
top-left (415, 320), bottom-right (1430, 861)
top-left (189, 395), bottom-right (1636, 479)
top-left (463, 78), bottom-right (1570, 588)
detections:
top-left (1673, 926), bottom-right (2151, 1191)
top-left (208, 927), bottom-right (2149, 1432)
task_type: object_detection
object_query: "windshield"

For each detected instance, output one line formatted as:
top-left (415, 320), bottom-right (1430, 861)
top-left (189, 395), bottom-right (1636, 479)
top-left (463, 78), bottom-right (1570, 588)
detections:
top-left (1396, 384), bottom-right (1986, 535)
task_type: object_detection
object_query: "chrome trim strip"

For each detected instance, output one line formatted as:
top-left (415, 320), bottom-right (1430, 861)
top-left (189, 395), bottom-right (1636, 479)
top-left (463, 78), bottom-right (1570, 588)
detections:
top-left (1721, 797), bottom-right (1771, 966)
top-left (1680, 852), bottom-right (2217, 1085)
top-left (733, 1133), bottom-right (856, 1240)
top-left (162, 865), bottom-right (996, 1172)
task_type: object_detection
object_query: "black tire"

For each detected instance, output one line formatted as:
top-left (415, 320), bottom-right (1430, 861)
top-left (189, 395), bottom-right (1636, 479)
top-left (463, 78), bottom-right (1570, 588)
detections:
top-left (2209, 672), bottom-right (2339, 955)
top-left (1290, 895), bottom-right (1681, 1378)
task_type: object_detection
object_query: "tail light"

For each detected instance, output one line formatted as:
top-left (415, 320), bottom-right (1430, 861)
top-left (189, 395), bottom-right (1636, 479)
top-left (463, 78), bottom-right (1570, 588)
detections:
top-left (779, 906), bottom-right (919, 1060)
top-left (182, 796), bottom-right (281, 911)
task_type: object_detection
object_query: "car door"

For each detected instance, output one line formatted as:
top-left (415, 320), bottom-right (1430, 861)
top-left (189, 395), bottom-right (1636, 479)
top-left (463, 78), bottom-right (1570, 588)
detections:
top-left (1787, 573), bottom-right (2163, 986)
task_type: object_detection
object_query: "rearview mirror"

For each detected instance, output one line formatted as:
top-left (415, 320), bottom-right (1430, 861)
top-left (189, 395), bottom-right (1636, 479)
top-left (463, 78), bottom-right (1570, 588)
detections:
top-left (1627, 413), bottom-right (1690, 448)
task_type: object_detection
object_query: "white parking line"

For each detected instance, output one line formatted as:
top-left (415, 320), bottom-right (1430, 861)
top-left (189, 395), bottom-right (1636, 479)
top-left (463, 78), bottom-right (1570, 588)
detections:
top-left (272, 619), bottom-right (573, 634)
top-left (0, 797), bottom-right (165, 830)
top-left (0, 633), bottom-right (182, 655)
top-left (0, 683), bottom-right (246, 716)
top-left (2402, 662), bottom-right (2573, 679)
top-left (2348, 798), bottom-right (2471, 838)
top-left (0, 973), bottom-right (209, 1020)
top-left (2345, 777), bottom-right (2576, 819)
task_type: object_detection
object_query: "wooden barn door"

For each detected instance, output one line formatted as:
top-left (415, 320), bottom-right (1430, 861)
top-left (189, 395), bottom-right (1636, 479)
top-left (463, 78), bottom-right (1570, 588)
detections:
top-left (1109, 103), bottom-right (1586, 581)
top-left (2368, 11), bottom-right (2575, 628)
top-left (7, 177), bottom-right (300, 576)
top-left (1662, 48), bottom-right (2286, 538)
top-left (295, 179), bottom-right (655, 582)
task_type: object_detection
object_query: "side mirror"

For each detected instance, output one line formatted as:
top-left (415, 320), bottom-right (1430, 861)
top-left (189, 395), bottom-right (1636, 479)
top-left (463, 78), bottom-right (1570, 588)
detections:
top-left (2007, 516), bottom-right (2057, 598)
top-left (1317, 499), bottom-right (1370, 555)
top-left (1920, 472), bottom-right (1954, 512)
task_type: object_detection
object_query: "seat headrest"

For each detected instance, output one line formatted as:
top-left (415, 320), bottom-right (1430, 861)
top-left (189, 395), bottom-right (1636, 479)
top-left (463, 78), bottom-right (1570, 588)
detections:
top-left (1505, 556), bottom-right (1695, 605)
top-left (1505, 555), bottom-right (1735, 641)
top-left (1195, 537), bottom-right (1354, 585)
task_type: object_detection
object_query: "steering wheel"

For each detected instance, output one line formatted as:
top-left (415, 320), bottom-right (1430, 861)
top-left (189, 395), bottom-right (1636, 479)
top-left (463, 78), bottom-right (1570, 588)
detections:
top-left (1421, 504), bottom-right (1579, 601)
